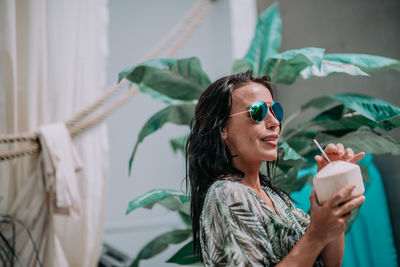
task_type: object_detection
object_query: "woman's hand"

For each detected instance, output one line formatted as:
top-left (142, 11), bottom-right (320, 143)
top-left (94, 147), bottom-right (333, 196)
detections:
top-left (314, 143), bottom-right (365, 172)
top-left (275, 184), bottom-right (365, 267)
top-left (307, 185), bottom-right (365, 247)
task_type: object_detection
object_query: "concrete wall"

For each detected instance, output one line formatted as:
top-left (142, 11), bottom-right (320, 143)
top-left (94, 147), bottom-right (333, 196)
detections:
top-left (104, 0), bottom-right (233, 265)
top-left (257, 0), bottom-right (400, 260)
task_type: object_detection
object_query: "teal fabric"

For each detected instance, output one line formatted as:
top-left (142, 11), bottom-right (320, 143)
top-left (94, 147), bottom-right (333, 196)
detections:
top-left (290, 154), bottom-right (398, 266)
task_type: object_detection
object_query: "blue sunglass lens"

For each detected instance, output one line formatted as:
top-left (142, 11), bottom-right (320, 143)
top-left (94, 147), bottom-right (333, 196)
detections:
top-left (272, 102), bottom-right (284, 122)
top-left (249, 102), bottom-right (284, 123)
top-left (249, 102), bottom-right (268, 122)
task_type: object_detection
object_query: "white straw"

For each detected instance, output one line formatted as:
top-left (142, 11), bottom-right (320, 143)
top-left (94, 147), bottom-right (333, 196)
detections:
top-left (313, 139), bottom-right (331, 163)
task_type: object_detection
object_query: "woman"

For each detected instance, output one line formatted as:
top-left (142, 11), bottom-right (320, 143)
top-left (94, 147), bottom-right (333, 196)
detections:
top-left (186, 71), bottom-right (366, 266)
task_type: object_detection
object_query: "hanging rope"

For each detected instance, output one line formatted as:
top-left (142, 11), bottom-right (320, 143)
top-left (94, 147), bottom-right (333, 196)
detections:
top-left (165, 0), bottom-right (215, 57)
top-left (69, 85), bottom-right (139, 138)
top-left (0, 0), bottom-right (216, 162)
top-left (0, 79), bottom-right (129, 145)
top-left (142, 0), bottom-right (207, 61)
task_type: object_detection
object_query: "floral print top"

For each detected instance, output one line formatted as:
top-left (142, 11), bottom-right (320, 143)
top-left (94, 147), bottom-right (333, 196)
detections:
top-left (200, 178), bottom-right (324, 266)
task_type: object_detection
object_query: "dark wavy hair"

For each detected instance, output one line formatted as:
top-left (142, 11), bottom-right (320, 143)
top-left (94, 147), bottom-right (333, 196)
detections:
top-left (185, 70), bottom-right (291, 261)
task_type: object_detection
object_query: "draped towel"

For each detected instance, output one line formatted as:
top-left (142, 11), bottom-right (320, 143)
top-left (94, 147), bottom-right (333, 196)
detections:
top-left (39, 122), bottom-right (82, 216)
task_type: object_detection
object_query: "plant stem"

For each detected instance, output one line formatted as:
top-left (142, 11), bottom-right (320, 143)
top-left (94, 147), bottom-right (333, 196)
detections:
top-left (280, 109), bottom-right (301, 136)
top-left (281, 121), bottom-right (316, 143)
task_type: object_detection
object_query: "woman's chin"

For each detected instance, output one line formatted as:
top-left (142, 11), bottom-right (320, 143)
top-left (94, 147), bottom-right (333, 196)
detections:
top-left (263, 151), bottom-right (278, 161)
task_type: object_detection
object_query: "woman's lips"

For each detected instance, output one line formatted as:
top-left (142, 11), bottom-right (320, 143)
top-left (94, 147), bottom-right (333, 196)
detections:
top-left (261, 133), bottom-right (279, 147)
top-left (262, 139), bottom-right (277, 147)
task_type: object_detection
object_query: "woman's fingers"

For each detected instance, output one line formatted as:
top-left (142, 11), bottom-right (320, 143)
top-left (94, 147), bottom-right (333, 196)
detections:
top-left (309, 189), bottom-right (317, 212)
top-left (327, 184), bottom-right (356, 208)
top-left (315, 155), bottom-right (330, 172)
top-left (342, 212), bottom-right (352, 221)
top-left (320, 143), bottom-right (365, 163)
top-left (324, 143), bottom-right (344, 155)
top-left (336, 143), bottom-right (345, 155)
top-left (337, 195), bottom-right (365, 217)
top-left (315, 155), bottom-right (326, 165)
top-left (315, 143), bottom-right (365, 172)
top-left (309, 188), bottom-right (321, 208)
top-left (344, 148), bottom-right (354, 161)
top-left (323, 143), bottom-right (345, 161)
top-left (324, 143), bottom-right (339, 154)
top-left (352, 152), bottom-right (365, 163)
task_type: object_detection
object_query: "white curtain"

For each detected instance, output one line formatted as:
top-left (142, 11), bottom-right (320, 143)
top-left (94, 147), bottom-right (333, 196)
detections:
top-left (0, 0), bottom-right (109, 266)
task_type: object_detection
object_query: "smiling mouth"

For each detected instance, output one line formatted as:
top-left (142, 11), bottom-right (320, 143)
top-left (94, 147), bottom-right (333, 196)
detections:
top-left (260, 137), bottom-right (278, 147)
top-left (261, 138), bottom-right (277, 142)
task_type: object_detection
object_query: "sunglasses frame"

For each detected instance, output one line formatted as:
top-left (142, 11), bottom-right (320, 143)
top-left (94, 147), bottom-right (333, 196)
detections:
top-left (229, 101), bottom-right (284, 123)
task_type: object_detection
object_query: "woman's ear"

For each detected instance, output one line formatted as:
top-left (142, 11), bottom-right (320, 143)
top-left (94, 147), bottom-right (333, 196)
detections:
top-left (221, 127), bottom-right (228, 140)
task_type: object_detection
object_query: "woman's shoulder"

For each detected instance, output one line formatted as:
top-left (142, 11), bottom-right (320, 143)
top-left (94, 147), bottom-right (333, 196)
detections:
top-left (201, 178), bottom-right (254, 223)
top-left (204, 178), bottom-right (252, 207)
top-left (207, 177), bottom-right (245, 194)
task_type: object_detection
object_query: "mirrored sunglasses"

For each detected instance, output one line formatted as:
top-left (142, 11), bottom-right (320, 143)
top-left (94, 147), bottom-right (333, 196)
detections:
top-left (230, 101), bottom-right (284, 123)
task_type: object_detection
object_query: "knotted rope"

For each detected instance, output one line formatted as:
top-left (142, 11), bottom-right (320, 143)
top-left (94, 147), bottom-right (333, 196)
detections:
top-left (0, 0), bottom-right (216, 161)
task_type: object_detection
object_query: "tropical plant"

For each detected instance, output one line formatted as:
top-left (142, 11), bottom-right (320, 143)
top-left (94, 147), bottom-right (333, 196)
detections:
top-left (121, 4), bottom-right (400, 266)
top-left (0, 214), bottom-right (42, 267)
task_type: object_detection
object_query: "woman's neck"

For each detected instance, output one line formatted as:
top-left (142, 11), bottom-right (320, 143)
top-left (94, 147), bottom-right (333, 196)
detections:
top-left (232, 158), bottom-right (263, 192)
top-left (241, 174), bottom-right (263, 193)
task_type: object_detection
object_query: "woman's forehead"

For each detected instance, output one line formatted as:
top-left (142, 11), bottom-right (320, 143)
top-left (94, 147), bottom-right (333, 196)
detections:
top-left (232, 83), bottom-right (273, 107)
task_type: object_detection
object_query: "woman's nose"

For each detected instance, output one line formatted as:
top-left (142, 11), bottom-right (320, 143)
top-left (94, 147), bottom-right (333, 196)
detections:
top-left (264, 109), bottom-right (280, 129)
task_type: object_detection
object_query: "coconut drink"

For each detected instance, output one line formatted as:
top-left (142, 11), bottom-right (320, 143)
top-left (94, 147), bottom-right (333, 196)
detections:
top-left (313, 160), bottom-right (365, 204)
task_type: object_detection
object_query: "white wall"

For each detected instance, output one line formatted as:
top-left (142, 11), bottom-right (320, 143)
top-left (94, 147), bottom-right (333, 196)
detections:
top-left (103, 0), bottom-right (253, 265)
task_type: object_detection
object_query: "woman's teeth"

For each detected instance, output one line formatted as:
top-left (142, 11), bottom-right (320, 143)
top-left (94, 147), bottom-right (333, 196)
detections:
top-left (261, 138), bottom-right (276, 141)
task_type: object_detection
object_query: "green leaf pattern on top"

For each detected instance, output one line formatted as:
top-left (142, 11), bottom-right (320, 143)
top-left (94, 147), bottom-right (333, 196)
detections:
top-left (119, 57), bottom-right (211, 101)
top-left (263, 47), bottom-right (325, 84)
top-left (200, 179), bottom-right (324, 266)
top-left (244, 3), bottom-right (282, 74)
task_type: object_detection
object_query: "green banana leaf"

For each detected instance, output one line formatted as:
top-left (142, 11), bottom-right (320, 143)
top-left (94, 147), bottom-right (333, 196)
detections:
top-left (312, 105), bottom-right (345, 121)
top-left (281, 129), bottom-right (315, 152)
top-left (263, 47), bottom-right (325, 84)
top-left (300, 53), bottom-right (400, 79)
top-left (278, 142), bottom-right (307, 169)
top-left (119, 57), bottom-right (211, 101)
top-left (360, 165), bottom-right (371, 184)
top-left (310, 105), bottom-right (386, 131)
top-left (279, 142), bottom-right (306, 161)
top-left (166, 240), bottom-right (200, 265)
top-left (273, 142), bottom-right (311, 192)
top-left (300, 59), bottom-right (369, 79)
top-left (345, 206), bottom-right (360, 234)
top-left (170, 135), bottom-right (188, 154)
top-left (231, 59), bottom-right (253, 74)
top-left (130, 229), bottom-right (192, 267)
top-left (301, 94), bottom-right (400, 131)
top-left (126, 189), bottom-right (188, 215)
top-left (289, 126), bottom-right (400, 161)
top-left (324, 53), bottom-right (400, 73)
top-left (243, 2), bottom-right (281, 75)
top-left (178, 210), bottom-right (192, 228)
top-left (274, 168), bottom-right (314, 193)
top-left (315, 127), bottom-right (400, 155)
top-left (281, 120), bottom-right (317, 143)
top-left (139, 84), bottom-right (183, 105)
top-left (129, 103), bottom-right (195, 174)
